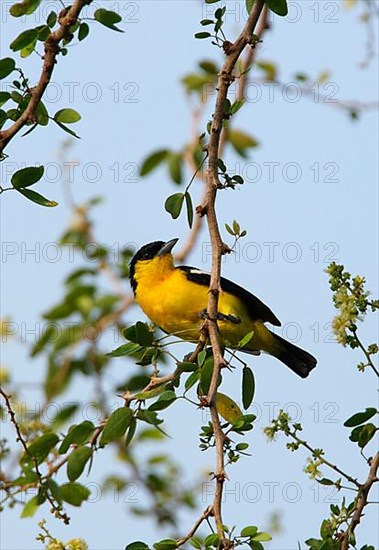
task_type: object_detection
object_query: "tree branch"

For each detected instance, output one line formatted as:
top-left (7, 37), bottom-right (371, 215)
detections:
top-left (176, 505), bottom-right (214, 546)
top-left (203, 0), bottom-right (266, 544)
top-left (0, 387), bottom-right (70, 523)
top-left (340, 452), bottom-right (379, 549)
top-left (0, 0), bottom-right (88, 155)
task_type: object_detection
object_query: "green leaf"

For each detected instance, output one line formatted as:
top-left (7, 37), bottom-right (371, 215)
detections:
top-left (47, 479), bottom-right (62, 503)
top-left (0, 109), bottom-right (7, 128)
top-left (59, 421), bottom-right (95, 454)
top-left (195, 32), bottom-right (211, 39)
top-left (225, 223), bottom-right (235, 236)
top-left (204, 534), bottom-right (219, 547)
top-left (78, 22), bottom-right (90, 41)
top-left (178, 361), bottom-right (198, 372)
top-left (10, 29), bottom-right (39, 52)
top-left (135, 386), bottom-right (167, 400)
top-left (125, 417), bottom-right (137, 448)
top-left (21, 496), bottom-right (39, 518)
top-left (241, 526), bottom-right (258, 537)
top-left (189, 538), bottom-right (202, 550)
top-left (123, 324), bottom-right (138, 342)
top-left (242, 366), bottom-right (255, 409)
top-left (184, 370), bottom-right (200, 391)
top-left (0, 92), bottom-right (11, 108)
top-left (168, 152), bottom-right (183, 184)
top-left (229, 129), bottom-right (259, 158)
top-left (200, 356), bottom-right (215, 395)
top-left (10, 0), bottom-right (42, 17)
top-left (46, 11), bottom-right (57, 27)
top-left (149, 390), bottom-right (177, 412)
top-left (125, 544), bottom-right (149, 550)
top-left (94, 8), bottom-right (123, 32)
top-left (344, 407), bottom-right (377, 427)
top-left (35, 100), bottom-right (49, 125)
top-left (356, 423), bottom-right (377, 449)
top-left (165, 193), bottom-right (184, 220)
top-left (182, 73), bottom-right (213, 94)
top-left (153, 540), bottom-right (178, 550)
top-left (27, 432), bottom-right (59, 459)
top-left (239, 331), bottom-right (254, 348)
top-left (135, 321), bottom-right (153, 346)
top-left (136, 410), bottom-right (163, 426)
top-left (197, 349), bottom-right (207, 367)
top-left (21, 40), bottom-right (37, 57)
top-left (67, 446), bottom-right (92, 482)
top-left (140, 149), bottom-right (169, 176)
top-left (199, 60), bottom-right (218, 74)
top-left (54, 119), bottom-right (80, 138)
top-left (11, 165), bottom-right (44, 188)
top-left (0, 58), bottom-right (16, 79)
top-left (251, 532), bottom-right (272, 542)
top-left (107, 342), bottom-right (141, 357)
top-left (16, 188), bottom-right (58, 207)
top-left (231, 100), bottom-right (245, 115)
top-left (185, 192), bottom-right (193, 228)
top-left (265, 0), bottom-right (288, 16)
top-left (256, 61), bottom-right (277, 81)
top-left (54, 108), bottom-right (81, 124)
top-left (100, 407), bottom-right (133, 445)
top-left (60, 482), bottom-right (90, 506)
top-left (317, 478), bottom-right (334, 486)
top-left (10, 3), bottom-right (27, 17)
top-left (50, 403), bottom-right (79, 429)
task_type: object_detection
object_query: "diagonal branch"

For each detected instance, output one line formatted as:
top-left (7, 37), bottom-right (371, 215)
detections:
top-left (0, 0), bottom-right (88, 155)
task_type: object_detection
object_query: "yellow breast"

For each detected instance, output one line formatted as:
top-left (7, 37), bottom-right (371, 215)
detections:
top-left (133, 256), bottom-right (276, 352)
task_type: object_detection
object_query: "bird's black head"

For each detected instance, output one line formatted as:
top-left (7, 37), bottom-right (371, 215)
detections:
top-left (129, 239), bottom-right (179, 293)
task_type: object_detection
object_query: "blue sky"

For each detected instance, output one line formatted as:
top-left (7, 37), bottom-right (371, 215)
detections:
top-left (1, 1), bottom-right (378, 549)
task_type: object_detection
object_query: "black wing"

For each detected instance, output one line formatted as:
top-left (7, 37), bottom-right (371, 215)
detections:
top-left (179, 266), bottom-right (281, 327)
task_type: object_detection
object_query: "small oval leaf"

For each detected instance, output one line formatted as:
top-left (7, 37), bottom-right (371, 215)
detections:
top-left (16, 188), bottom-right (58, 207)
top-left (140, 149), bottom-right (169, 176)
top-left (67, 446), bottom-right (92, 482)
top-left (344, 408), bottom-right (377, 428)
top-left (11, 165), bottom-right (44, 188)
top-left (0, 58), bottom-right (16, 80)
top-left (242, 366), bottom-right (255, 409)
top-left (216, 392), bottom-right (243, 423)
top-left (165, 193), bottom-right (184, 220)
top-left (54, 108), bottom-right (81, 124)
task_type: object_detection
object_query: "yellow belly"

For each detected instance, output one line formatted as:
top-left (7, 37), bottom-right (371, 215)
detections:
top-left (135, 269), bottom-right (276, 353)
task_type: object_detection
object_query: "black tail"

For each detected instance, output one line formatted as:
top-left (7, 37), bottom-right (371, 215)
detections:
top-left (273, 333), bottom-right (317, 378)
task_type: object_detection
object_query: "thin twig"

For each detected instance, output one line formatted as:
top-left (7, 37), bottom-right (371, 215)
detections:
top-left (352, 329), bottom-right (379, 377)
top-left (177, 505), bottom-right (214, 546)
top-left (286, 428), bottom-right (361, 488)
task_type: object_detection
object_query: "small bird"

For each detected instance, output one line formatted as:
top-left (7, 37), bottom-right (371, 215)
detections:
top-left (129, 239), bottom-right (317, 378)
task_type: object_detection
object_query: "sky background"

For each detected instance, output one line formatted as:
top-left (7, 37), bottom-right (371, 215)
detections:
top-left (1, 1), bottom-right (378, 549)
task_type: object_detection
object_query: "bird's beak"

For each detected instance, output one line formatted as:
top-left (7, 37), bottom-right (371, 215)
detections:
top-left (156, 238), bottom-right (179, 257)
